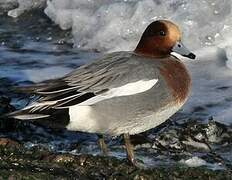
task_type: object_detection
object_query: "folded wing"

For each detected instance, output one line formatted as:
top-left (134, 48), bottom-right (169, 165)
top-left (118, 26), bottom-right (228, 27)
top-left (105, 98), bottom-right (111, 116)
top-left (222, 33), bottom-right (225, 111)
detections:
top-left (9, 52), bottom-right (159, 120)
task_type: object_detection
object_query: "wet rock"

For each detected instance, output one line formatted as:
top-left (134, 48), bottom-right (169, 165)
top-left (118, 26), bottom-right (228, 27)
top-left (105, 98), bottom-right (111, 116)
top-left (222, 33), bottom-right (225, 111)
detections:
top-left (204, 120), bottom-right (232, 144)
top-left (0, 122), bottom-right (231, 179)
top-left (192, 106), bottom-right (206, 112)
top-left (8, 0), bottom-right (46, 18)
top-left (53, 154), bottom-right (75, 164)
top-left (0, 95), bottom-right (17, 132)
top-left (0, 1), bottom-right (18, 14)
top-left (216, 86), bottom-right (231, 90)
top-left (0, 96), bottom-right (15, 114)
top-left (0, 138), bottom-right (20, 148)
top-left (130, 134), bottom-right (152, 146)
top-left (182, 137), bottom-right (210, 151)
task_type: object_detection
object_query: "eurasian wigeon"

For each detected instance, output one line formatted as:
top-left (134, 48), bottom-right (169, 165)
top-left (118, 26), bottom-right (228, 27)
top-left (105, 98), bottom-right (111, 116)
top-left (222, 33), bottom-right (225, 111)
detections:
top-left (9, 20), bottom-right (195, 165)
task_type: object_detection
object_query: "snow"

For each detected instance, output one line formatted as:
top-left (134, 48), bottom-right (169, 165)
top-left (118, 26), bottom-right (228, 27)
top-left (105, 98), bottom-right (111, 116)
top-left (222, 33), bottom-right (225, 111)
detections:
top-left (1, 0), bottom-right (232, 124)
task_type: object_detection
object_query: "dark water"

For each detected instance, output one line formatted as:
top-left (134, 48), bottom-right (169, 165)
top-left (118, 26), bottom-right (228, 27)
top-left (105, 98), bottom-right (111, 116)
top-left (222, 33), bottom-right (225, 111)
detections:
top-left (0, 11), bottom-right (232, 170)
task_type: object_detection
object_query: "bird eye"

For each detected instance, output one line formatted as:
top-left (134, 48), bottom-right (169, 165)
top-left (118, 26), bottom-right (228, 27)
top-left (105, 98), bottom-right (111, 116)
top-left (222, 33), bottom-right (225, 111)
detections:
top-left (159, 31), bottom-right (166, 36)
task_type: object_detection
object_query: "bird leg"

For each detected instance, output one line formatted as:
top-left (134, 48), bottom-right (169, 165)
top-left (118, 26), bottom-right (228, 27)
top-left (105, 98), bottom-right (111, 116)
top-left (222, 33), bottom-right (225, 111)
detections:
top-left (123, 133), bottom-right (136, 165)
top-left (97, 134), bottom-right (108, 155)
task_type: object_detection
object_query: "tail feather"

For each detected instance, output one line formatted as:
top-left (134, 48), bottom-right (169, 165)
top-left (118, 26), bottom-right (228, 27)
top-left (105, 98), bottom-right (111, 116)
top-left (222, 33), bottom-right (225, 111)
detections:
top-left (6, 107), bottom-right (51, 120)
top-left (7, 77), bottom-right (95, 129)
top-left (13, 78), bottom-right (69, 95)
top-left (11, 114), bottom-right (50, 120)
top-left (6, 107), bottom-right (70, 129)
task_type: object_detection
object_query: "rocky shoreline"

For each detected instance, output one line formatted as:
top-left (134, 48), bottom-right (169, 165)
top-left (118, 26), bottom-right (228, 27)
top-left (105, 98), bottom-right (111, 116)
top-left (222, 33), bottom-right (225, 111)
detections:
top-left (0, 137), bottom-right (231, 179)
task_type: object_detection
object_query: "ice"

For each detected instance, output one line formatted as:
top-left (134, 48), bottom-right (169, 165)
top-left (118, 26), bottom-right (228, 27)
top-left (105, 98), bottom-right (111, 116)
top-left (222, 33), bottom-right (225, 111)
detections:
top-left (180, 156), bottom-right (223, 169)
top-left (45, 0), bottom-right (170, 52)
top-left (1, 0), bottom-right (232, 124)
top-left (180, 156), bottom-right (206, 167)
top-left (43, 0), bottom-right (232, 52)
top-left (3, 0), bottom-right (232, 51)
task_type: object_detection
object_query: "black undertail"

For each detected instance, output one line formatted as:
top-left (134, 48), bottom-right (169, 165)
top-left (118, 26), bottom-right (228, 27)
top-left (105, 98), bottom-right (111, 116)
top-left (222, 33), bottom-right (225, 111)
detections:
top-left (7, 79), bottom-right (97, 129)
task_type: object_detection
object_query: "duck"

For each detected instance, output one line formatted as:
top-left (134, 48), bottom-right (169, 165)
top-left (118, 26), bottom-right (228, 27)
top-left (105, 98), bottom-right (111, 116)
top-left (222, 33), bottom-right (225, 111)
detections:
top-left (9, 20), bottom-right (196, 165)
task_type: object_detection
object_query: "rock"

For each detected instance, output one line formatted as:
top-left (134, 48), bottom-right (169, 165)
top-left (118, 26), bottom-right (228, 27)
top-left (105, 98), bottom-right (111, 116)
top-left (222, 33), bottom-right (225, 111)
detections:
top-left (53, 154), bottom-right (75, 164)
top-left (130, 134), bottom-right (152, 146)
top-left (0, 139), bottom-right (231, 179)
top-left (0, 96), bottom-right (15, 114)
top-left (0, 138), bottom-right (20, 148)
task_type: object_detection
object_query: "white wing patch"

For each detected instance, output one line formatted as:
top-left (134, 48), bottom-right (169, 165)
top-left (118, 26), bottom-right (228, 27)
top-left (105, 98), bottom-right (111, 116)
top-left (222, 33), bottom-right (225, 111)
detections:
top-left (79, 79), bottom-right (158, 106)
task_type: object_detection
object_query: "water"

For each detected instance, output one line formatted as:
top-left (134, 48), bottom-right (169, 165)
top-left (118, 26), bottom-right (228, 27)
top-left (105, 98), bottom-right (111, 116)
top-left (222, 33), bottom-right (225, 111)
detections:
top-left (0, 1), bottom-right (232, 170)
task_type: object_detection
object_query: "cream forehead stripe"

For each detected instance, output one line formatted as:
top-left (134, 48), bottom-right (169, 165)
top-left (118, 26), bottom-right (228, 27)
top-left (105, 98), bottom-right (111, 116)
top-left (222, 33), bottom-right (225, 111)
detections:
top-left (78, 79), bottom-right (159, 106)
top-left (166, 22), bottom-right (181, 42)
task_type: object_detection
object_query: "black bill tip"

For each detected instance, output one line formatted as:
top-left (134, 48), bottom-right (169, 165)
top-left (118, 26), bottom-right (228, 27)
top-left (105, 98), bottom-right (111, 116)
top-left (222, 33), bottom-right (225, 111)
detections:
top-left (184, 52), bottom-right (196, 59)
